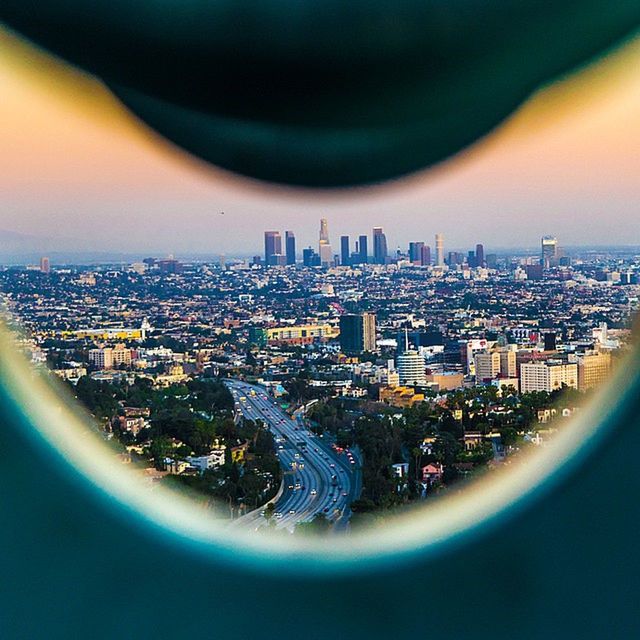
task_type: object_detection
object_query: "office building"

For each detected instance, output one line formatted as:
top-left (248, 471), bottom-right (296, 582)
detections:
top-left (541, 236), bottom-right (558, 268)
top-left (264, 231), bottom-right (282, 266)
top-left (318, 218), bottom-right (333, 266)
top-left (339, 313), bottom-right (377, 354)
top-left (476, 244), bottom-right (485, 267)
top-left (285, 231), bottom-right (296, 265)
top-left (397, 349), bottom-right (427, 386)
top-left (499, 349), bottom-right (517, 378)
top-left (340, 235), bottom-right (350, 266)
top-left (435, 234), bottom-right (444, 266)
top-left (303, 247), bottom-right (320, 267)
top-left (157, 258), bottom-right (183, 274)
top-left (373, 227), bottom-right (388, 264)
top-left (577, 351), bottom-right (612, 391)
top-left (525, 264), bottom-right (544, 281)
top-left (543, 332), bottom-right (557, 352)
top-left (357, 235), bottom-right (368, 264)
top-left (420, 245), bottom-right (431, 266)
top-left (40, 256), bottom-right (51, 274)
top-left (474, 351), bottom-right (501, 382)
top-left (520, 361), bottom-right (578, 393)
top-left (263, 323), bottom-right (340, 345)
top-left (409, 242), bottom-right (424, 265)
top-left (88, 344), bottom-right (133, 370)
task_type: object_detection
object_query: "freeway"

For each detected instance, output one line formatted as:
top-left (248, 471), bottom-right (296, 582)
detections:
top-left (225, 379), bottom-right (361, 533)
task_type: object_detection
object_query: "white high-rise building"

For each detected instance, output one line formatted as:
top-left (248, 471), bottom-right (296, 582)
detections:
top-left (319, 218), bottom-right (333, 266)
top-left (398, 349), bottom-right (426, 386)
top-left (435, 233), bottom-right (444, 266)
top-left (398, 331), bottom-right (426, 386)
top-left (520, 361), bottom-right (578, 393)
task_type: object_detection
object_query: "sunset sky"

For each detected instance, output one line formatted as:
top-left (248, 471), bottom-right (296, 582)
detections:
top-left (1, 27), bottom-right (639, 257)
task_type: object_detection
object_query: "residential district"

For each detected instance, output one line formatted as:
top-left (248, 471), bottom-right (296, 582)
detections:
top-left (1, 221), bottom-right (637, 533)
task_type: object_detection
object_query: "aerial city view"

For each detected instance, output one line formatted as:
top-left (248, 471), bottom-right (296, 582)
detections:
top-left (1, 220), bottom-right (636, 534)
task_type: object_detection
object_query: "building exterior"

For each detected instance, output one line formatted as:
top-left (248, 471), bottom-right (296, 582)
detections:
top-left (379, 386), bottom-right (425, 408)
top-left (264, 324), bottom-right (340, 345)
top-left (475, 351), bottom-right (501, 382)
top-left (420, 244), bottom-right (431, 266)
top-left (358, 234), bottom-right (368, 264)
top-left (520, 361), bottom-right (578, 393)
top-left (302, 247), bottom-right (320, 267)
top-left (373, 227), bottom-right (388, 264)
top-left (541, 236), bottom-right (558, 268)
top-left (285, 231), bottom-right (296, 265)
top-left (577, 351), bottom-right (612, 391)
top-left (409, 242), bottom-right (424, 264)
top-left (40, 256), bottom-right (51, 274)
top-left (476, 244), bottom-right (485, 267)
top-left (264, 231), bottom-right (283, 266)
top-left (340, 235), bottom-right (350, 266)
top-left (425, 372), bottom-right (464, 390)
top-left (339, 313), bottom-right (377, 354)
top-left (435, 233), bottom-right (444, 266)
top-left (318, 218), bottom-right (333, 266)
top-left (397, 349), bottom-right (426, 386)
top-left (499, 349), bottom-right (517, 378)
top-left (88, 344), bottom-right (133, 370)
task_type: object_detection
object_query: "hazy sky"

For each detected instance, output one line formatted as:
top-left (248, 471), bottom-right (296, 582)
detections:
top-left (1, 29), bottom-right (639, 256)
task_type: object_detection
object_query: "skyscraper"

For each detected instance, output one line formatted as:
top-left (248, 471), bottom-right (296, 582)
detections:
top-left (420, 245), bottom-right (431, 266)
top-left (285, 231), bottom-right (296, 265)
top-left (409, 242), bottom-right (424, 264)
top-left (541, 236), bottom-right (558, 268)
top-left (373, 227), bottom-right (388, 264)
top-left (264, 231), bottom-right (282, 266)
top-left (340, 235), bottom-right (350, 266)
top-left (40, 256), bottom-right (51, 274)
top-left (476, 243), bottom-right (485, 267)
top-left (358, 235), bottom-right (368, 264)
top-left (318, 218), bottom-right (333, 266)
top-left (319, 218), bottom-right (329, 243)
top-left (435, 233), bottom-right (444, 266)
top-left (339, 313), bottom-right (377, 354)
top-left (303, 247), bottom-right (320, 267)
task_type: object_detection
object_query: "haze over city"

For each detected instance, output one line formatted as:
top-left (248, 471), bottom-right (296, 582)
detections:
top-left (1, 31), bottom-right (640, 258)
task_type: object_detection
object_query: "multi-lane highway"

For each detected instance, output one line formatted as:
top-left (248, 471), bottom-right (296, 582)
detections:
top-left (225, 379), bottom-right (361, 533)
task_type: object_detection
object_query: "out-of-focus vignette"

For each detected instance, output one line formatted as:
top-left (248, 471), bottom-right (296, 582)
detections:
top-left (1, 21), bottom-right (640, 565)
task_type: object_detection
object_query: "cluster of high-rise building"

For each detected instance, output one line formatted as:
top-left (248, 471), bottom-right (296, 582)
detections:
top-left (262, 222), bottom-right (568, 276)
top-left (261, 220), bottom-right (493, 271)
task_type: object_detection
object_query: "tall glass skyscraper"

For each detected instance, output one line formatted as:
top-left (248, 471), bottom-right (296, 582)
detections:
top-left (373, 227), bottom-right (388, 264)
top-left (264, 231), bottom-right (282, 266)
top-left (285, 231), bottom-right (296, 265)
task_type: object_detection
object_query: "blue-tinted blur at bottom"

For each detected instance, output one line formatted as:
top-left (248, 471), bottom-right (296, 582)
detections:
top-left (0, 347), bottom-right (640, 639)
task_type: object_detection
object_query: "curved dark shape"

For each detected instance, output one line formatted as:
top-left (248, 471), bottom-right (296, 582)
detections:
top-left (1, 2), bottom-right (639, 183)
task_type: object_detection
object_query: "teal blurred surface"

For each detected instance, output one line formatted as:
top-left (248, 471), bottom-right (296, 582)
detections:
top-left (1, 362), bottom-right (639, 638)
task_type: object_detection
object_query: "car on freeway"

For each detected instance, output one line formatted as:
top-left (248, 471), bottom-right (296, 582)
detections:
top-left (310, 489), bottom-right (317, 496)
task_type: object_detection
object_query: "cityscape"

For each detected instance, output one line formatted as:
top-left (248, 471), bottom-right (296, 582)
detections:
top-left (1, 219), bottom-right (637, 534)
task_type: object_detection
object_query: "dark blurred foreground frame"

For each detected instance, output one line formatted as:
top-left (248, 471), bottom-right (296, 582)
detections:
top-left (1, 2), bottom-right (640, 638)
top-left (1, 1), bottom-right (639, 185)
